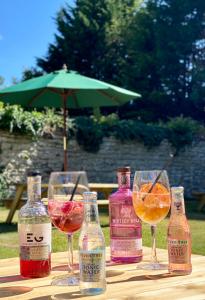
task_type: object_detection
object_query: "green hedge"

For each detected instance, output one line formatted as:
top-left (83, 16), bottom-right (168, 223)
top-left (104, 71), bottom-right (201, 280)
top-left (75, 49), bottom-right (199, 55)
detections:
top-left (74, 115), bottom-right (202, 153)
top-left (0, 102), bottom-right (203, 153)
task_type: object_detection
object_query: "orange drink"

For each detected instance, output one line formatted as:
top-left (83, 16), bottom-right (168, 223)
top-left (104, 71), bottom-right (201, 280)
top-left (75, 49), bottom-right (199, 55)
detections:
top-left (133, 182), bottom-right (171, 225)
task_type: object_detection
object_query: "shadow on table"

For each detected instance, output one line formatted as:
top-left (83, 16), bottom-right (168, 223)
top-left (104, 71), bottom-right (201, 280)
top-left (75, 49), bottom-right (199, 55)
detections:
top-left (30, 292), bottom-right (89, 300)
top-left (52, 260), bottom-right (127, 271)
top-left (0, 286), bottom-right (32, 298)
top-left (107, 272), bottom-right (179, 285)
top-left (52, 264), bottom-right (124, 279)
top-left (0, 274), bottom-right (27, 284)
top-left (52, 264), bottom-right (79, 272)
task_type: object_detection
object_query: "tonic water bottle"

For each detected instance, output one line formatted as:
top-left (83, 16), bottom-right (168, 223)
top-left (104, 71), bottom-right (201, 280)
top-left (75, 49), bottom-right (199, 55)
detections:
top-left (79, 191), bottom-right (106, 295)
top-left (109, 167), bottom-right (142, 263)
top-left (18, 171), bottom-right (51, 278)
top-left (168, 186), bottom-right (192, 275)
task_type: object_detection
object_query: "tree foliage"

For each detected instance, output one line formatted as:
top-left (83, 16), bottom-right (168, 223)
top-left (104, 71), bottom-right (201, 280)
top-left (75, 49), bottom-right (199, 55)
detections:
top-left (123, 0), bottom-right (205, 122)
top-left (24, 0), bottom-right (205, 123)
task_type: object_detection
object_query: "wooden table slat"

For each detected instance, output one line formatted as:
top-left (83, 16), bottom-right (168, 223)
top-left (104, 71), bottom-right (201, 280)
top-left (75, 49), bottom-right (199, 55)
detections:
top-left (0, 247), bottom-right (203, 300)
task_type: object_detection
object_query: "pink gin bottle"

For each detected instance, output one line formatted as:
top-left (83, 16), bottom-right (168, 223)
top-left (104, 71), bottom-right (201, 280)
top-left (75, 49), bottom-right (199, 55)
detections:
top-left (109, 167), bottom-right (142, 263)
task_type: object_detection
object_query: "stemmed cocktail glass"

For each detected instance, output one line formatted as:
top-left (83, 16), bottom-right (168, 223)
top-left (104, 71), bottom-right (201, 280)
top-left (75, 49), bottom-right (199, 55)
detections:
top-left (132, 170), bottom-right (171, 270)
top-left (48, 171), bottom-right (89, 285)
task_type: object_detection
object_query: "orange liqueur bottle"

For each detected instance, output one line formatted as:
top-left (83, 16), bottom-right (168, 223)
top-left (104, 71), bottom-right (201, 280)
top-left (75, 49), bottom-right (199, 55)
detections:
top-left (168, 187), bottom-right (192, 275)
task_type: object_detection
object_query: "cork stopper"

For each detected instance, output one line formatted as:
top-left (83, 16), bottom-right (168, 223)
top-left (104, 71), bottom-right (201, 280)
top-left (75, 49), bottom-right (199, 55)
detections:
top-left (117, 166), bottom-right (130, 173)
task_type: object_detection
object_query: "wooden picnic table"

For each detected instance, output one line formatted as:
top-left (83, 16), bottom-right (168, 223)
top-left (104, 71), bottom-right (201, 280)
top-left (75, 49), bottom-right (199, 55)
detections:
top-left (0, 247), bottom-right (204, 300)
top-left (5, 183), bottom-right (118, 224)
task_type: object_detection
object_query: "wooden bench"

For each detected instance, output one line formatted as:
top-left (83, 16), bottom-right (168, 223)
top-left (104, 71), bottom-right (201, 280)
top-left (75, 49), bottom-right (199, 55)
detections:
top-left (41, 198), bottom-right (108, 208)
top-left (192, 191), bottom-right (205, 212)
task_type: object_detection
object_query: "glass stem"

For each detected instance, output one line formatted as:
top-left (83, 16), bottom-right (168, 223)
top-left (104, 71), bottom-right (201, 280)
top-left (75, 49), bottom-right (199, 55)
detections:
top-left (67, 234), bottom-right (74, 274)
top-left (151, 225), bottom-right (158, 264)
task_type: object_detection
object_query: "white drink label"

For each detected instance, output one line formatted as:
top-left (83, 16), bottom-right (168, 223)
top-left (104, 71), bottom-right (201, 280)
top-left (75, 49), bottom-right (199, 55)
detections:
top-left (80, 250), bottom-right (105, 282)
top-left (18, 223), bottom-right (51, 261)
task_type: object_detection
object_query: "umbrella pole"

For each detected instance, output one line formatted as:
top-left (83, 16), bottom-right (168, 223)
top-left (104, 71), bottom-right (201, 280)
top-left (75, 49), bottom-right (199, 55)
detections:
top-left (63, 93), bottom-right (68, 171)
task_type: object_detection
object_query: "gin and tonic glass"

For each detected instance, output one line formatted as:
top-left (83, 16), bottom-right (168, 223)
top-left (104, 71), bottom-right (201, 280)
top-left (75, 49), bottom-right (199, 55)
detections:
top-left (132, 170), bottom-right (171, 270)
top-left (48, 171), bottom-right (89, 285)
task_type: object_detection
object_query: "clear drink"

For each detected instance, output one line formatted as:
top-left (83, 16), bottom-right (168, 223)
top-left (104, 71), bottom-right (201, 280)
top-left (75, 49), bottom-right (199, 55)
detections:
top-left (168, 186), bottom-right (192, 275)
top-left (79, 192), bottom-right (106, 295)
top-left (109, 167), bottom-right (142, 263)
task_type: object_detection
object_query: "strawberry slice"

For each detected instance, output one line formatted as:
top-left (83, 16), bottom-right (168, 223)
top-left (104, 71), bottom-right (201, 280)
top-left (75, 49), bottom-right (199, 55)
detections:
top-left (61, 201), bottom-right (74, 214)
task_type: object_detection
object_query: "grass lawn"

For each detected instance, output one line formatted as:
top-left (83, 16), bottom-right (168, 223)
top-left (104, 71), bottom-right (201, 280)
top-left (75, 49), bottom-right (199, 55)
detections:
top-left (0, 200), bottom-right (205, 259)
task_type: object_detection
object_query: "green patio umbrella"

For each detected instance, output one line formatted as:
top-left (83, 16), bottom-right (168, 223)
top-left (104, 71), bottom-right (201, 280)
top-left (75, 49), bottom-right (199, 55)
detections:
top-left (0, 66), bottom-right (140, 170)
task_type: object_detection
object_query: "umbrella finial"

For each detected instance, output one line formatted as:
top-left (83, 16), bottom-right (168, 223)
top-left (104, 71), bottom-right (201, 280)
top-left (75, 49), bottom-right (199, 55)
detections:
top-left (62, 64), bottom-right (68, 71)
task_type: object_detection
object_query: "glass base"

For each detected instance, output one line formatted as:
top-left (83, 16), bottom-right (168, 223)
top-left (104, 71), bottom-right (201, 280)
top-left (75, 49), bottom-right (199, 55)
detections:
top-left (51, 274), bottom-right (79, 286)
top-left (137, 262), bottom-right (168, 270)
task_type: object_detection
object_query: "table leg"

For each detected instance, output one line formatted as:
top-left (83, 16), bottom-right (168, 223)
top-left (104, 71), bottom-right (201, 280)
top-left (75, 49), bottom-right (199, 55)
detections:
top-left (6, 185), bottom-right (25, 224)
top-left (197, 195), bottom-right (205, 212)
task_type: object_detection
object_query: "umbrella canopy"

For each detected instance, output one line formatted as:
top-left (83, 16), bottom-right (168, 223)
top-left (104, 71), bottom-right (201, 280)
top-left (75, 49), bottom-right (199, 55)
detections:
top-left (0, 67), bottom-right (141, 170)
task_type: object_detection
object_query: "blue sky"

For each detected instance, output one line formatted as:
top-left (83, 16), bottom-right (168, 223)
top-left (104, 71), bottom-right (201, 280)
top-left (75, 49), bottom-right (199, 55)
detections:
top-left (0, 0), bottom-right (74, 86)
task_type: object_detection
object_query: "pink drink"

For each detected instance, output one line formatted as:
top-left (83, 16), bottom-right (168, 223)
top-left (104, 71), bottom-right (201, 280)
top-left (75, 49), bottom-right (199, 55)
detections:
top-left (168, 187), bottom-right (192, 275)
top-left (48, 200), bottom-right (84, 234)
top-left (19, 172), bottom-right (51, 278)
top-left (109, 167), bottom-right (142, 263)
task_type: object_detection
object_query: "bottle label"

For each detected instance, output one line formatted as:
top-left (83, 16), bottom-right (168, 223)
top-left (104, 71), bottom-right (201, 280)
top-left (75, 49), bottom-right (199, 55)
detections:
top-left (111, 238), bottom-right (142, 257)
top-left (168, 239), bottom-right (190, 264)
top-left (172, 200), bottom-right (184, 214)
top-left (80, 250), bottom-right (105, 282)
top-left (111, 204), bottom-right (141, 225)
top-left (18, 223), bottom-right (51, 261)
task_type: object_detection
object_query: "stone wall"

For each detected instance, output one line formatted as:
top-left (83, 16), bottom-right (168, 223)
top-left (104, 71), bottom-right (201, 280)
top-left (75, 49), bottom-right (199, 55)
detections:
top-left (0, 129), bottom-right (205, 197)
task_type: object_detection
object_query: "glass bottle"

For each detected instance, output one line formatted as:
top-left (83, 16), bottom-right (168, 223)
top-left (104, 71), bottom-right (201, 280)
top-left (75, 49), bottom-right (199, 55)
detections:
top-left (18, 171), bottom-right (51, 278)
top-left (168, 186), bottom-right (192, 275)
top-left (109, 167), bottom-right (142, 263)
top-left (79, 191), bottom-right (106, 296)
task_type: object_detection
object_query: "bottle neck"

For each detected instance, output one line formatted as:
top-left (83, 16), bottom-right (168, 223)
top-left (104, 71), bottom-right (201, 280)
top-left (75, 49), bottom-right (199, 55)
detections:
top-left (117, 172), bottom-right (130, 190)
top-left (27, 176), bottom-right (41, 203)
top-left (83, 201), bottom-right (100, 224)
top-left (171, 191), bottom-right (185, 215)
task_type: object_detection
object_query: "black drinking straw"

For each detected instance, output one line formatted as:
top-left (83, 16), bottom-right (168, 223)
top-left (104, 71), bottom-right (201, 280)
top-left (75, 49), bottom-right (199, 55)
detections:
top-left (142, 152), bottom-right (176, 201)
top-left (69, 174), bottom-right (81, 201)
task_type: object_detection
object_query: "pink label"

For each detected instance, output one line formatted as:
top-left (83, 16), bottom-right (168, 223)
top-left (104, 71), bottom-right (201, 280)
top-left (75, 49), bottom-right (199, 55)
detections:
top-left (168, 239), bottom-right (189, 264)
top-left (111, 239), bottom-right (142, 257)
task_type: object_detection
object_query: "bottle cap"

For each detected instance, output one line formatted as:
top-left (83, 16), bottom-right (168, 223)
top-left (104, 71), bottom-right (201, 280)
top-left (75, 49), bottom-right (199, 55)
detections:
top-left (83, 191), bottom-right (97, 202)
top-left (27, 170), bottom-right (41, 177)
top-left (171, 186), bottom-right (184, 194)
top-left (117, 166), bottom-right (130, 173)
